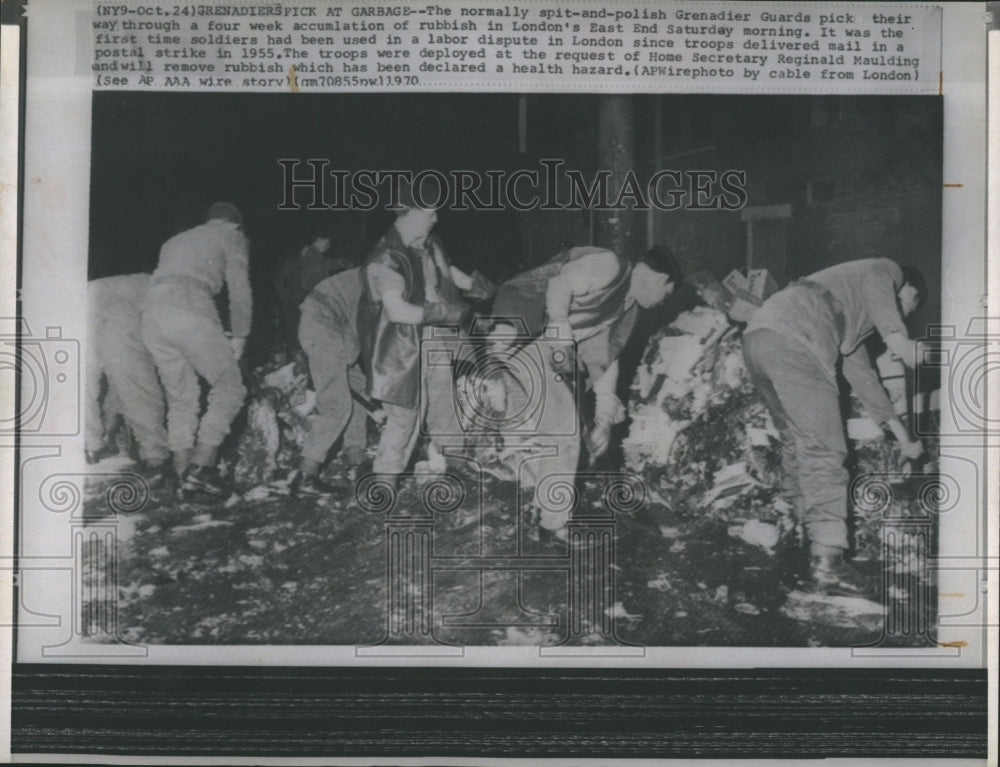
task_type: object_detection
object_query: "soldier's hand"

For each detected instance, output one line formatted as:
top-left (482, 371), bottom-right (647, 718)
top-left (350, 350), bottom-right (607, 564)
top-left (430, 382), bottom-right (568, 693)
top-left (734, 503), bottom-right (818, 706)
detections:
top-left (586, 419), bottom-right (612, 460)
top-left (423, 301), bottom-right (468, 325)
top-left (464, 270), bottom-right (498, 302)
top-left (229, 336), bottom-right (247, 359)
top-left (901, 438), bottom-right (924, 461)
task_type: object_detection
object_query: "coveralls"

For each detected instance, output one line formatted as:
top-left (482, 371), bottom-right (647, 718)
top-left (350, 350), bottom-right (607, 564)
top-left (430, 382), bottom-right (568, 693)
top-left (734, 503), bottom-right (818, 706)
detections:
top-left (491, 247), bottom-right (641, 531)
top-left (86, 274), bottom-right (169, 465)
top-left (298, 268), bottom-right (368, 465)
top-left (358, 227), bottom-right (462, 475)
top-left (743, 258), bottom-right (908, 554)
top-left (141, 219), bottom-right (251, 459)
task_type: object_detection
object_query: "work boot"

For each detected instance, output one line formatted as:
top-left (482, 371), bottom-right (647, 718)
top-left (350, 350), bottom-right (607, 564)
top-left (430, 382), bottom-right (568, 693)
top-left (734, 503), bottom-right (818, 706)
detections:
top-left (295, 473), bottom-right (340, 498)
top-left (810, 550), bottom-right (868, 598)
top-left (181, 464), bottom-right (229, 497)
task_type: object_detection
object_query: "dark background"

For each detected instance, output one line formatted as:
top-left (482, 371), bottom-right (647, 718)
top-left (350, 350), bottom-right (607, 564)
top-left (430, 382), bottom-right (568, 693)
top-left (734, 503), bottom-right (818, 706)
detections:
top-left (88, 93), bottom-right (943, 358)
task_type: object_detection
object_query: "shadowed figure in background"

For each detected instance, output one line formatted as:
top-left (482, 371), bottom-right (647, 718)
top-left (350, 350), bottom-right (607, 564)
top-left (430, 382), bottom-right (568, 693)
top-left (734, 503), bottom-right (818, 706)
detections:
top-left (86, 273), bottom-right (169, 480)
top-left (486, 245), bottom-right (682, 538)
top-left (743, 258), bottom-right (926, 595)
top-left (141, 202), bottom-right (252, 496)
top-left (276, 230), bottom-right (354, 355)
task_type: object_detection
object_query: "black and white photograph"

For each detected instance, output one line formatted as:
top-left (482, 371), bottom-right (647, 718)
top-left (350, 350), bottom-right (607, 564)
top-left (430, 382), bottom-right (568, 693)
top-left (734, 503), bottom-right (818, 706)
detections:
top-left (4, 0), bottom-right (992, 762)
top-left (77, 91), bottom-right (945, 649)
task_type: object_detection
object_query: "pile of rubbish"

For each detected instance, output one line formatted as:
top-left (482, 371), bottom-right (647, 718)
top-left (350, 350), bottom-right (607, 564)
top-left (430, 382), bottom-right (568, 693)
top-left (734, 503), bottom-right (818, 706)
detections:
top-left (223, 273), bottom-right (934, 569)
top-left (622, 299), bottom-right (931, 564)
top-left (226, 356), bottom-right (317, 488)
top-left (623, 306), bottom-right (791, 545)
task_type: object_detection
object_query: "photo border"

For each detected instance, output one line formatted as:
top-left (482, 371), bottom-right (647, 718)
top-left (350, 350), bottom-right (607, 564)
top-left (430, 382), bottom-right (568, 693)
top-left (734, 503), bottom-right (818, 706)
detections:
top-left (3, 0), bottom-right (995, 761)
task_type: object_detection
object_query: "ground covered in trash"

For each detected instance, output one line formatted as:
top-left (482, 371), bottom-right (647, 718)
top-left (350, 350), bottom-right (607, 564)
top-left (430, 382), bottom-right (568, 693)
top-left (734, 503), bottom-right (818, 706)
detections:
top-left (82, 307), bottom-right (937, 648)
top-left (82, 459), bottom-right (932, 647)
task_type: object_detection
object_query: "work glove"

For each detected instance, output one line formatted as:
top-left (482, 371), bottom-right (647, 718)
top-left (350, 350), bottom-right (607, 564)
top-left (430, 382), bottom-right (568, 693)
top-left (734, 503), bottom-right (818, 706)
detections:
top-left (423, 300), bottom-right (468, 325)
top-left (229, 336), bottom-right (247, 360)
top-left (463, 270), bottom-right (498, 302)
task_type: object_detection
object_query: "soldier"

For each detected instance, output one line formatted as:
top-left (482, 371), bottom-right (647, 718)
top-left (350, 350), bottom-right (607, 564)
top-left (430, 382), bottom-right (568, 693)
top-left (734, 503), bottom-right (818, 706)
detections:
top-left (357, 183), bottom-right (477, 482)
top-left (142, 202), bottom-right (251, 496)
top-left (742, 258), bottom-right (926, 594)
top-left (276, 230), bottom-right (353, 353)
top-left (292, 267), bottom-right (371, 497)
top-left (86, 273), bottom-right (169, 478)
top-left (487, 245), bottom-right (682, 536)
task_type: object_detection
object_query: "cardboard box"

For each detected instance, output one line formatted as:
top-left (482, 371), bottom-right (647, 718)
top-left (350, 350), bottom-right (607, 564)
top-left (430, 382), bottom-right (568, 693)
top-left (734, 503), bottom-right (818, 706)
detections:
top-left (688, 270), bottom-right (730, 311)
top-left (722, 269), bottom-right (749, 295)
top-left (746, 268), bottom-right (779, 301)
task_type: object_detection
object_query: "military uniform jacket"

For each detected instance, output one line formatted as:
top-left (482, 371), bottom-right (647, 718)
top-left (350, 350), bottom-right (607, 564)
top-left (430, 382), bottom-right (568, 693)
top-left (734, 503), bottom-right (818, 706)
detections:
top-left (358, 226), bottom-right (457, 409)
top-left (492, 246), bottom-right (639, 382)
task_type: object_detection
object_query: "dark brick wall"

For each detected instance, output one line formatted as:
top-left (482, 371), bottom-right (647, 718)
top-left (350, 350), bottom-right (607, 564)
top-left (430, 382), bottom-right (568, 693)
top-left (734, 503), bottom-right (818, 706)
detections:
top-left (646, 97), bottom-right (942, 327)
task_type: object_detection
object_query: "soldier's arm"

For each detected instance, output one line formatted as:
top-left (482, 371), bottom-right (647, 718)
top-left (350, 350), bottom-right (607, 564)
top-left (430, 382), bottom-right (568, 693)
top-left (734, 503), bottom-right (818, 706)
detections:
top-left (842, 344), bottom-right (897, 426)
top-left (863, 262), bottom-right (914, 368)
top-left (427, 238), bottom-right (472, 290)
top-left (593, 360), bottom-right (621, 418)
top-left (842, 344), bottom-right (923, 457)
top-left (368, 263), bottom-right (425, 324)
top-left (449, 265), bottom-right (474, 290)
top-left (883, 332), bottom-right (916, 369)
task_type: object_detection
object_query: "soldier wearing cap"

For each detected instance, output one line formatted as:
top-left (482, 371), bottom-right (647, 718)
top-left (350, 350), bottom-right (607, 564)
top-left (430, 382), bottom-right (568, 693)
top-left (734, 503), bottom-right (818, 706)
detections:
top-left (357, 179), bottom-right (475, 481)
top-left (141, 202), bottom-right (252, 495)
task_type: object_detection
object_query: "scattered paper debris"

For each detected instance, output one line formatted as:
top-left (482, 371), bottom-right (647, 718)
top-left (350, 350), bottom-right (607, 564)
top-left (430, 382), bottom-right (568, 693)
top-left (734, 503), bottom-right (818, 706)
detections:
top-left (605, 602), bottom-right (642, 620)
top-left (745, 426), bottom-right (773, 447)
top-left (729, 520), bottom-right (780, 552)
top-left (705, 463), bottom-right (759, 504)
top-left (172, 516), bottom-right (233, 533)
top-left (782, 590), bottom-right (883, 631)
top-left (647, 575), bottom-right (673, 591)
top-left (847, 417), bottom-right (883, 442)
